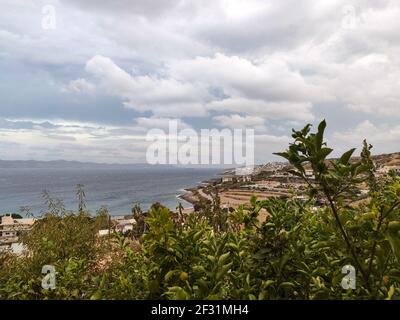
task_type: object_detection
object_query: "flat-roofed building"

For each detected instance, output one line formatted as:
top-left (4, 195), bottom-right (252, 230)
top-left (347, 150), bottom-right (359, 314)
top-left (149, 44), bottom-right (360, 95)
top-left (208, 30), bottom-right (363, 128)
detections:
top-left (0, 215), bottom-right (35, 253)
top-left (0, 216), bottom-right (35, 239)
top-left (222, 175), bottom-right (234, 183)
top-left (0, 215), bottom-right (36, 237)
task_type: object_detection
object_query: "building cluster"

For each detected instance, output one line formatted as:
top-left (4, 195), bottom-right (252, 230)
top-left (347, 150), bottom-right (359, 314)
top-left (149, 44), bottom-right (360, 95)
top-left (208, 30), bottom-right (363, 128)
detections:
top-left (220, 161), bottom-right (400, 208)
top-left (221, 174), bottom-right (252, 183)
top-left (220, 163), bottom-right (291, 184)
top-left (376, 165), bottom-right (400, 176)
top-left (257, 162), bottom-right (287, 173)
top-left (0, 213), bottom-right (138, 252)
top-left (0, 215), bottom-right (36, 253)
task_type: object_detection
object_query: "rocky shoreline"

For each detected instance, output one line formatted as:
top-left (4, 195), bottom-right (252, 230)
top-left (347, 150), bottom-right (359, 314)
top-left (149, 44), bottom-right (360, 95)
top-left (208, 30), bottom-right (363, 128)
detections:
top-left (177, 177), bottom-right (222, 207)
top-left (178, 187), bottom-right (199, 206)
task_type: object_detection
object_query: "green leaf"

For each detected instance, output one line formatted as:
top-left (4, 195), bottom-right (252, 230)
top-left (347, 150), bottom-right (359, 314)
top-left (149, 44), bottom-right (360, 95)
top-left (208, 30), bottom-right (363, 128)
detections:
top-left (192, 266), bottom-right (206, 274)
top-left (164, 270), bottom-right (179, 282)
top-left (193, 230), bottom-right (203, 242)
top-left (339, 148), bottom-right (356, 164)
top-left (279, 254), bottom-right (290, 272)
top-left (279, 282), bottom-right (296, 290)
top-left (386, 232), bottom-right (400, 263)
top-left (263, 280), bottom-right (275, 288)
top-left (318, 147), bottom-right (333, 160)
top-left (196, 279), bottom-right (209, 294)
top-left (170, 287), bottom-right (189, 300)
top-left (218, 252), bottom-right (230, 266)
top-left (386, 285), bottom-right (395, 300)
top-left (71, 289), bottom-right (80, 299)
top-left (250, 194), bottom-right (258, 206)
top-left (273, 152), bottom-right (290, 160)
top-left (216, 262), bottom-right (233, 281)
top-left (315, 120), bottom-right (326, 150)
top-left (300, 124), bottom-right (312, 137)
top-left (90, 291), bottom-right (102, 300)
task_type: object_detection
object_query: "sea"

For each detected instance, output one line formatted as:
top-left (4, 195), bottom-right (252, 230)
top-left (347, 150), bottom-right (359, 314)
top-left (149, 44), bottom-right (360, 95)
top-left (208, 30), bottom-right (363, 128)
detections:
top-left (0, 166), bottom-right (221, 216)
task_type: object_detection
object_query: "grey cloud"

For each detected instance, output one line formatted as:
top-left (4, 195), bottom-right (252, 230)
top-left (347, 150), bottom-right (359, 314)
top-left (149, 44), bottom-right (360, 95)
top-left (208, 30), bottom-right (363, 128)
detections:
top-left (63, 0), bottom-right (180, 17)
top-left (43, 134), bottom-right (77, 141)
top-left (0, 118), bottom-right (59, 130)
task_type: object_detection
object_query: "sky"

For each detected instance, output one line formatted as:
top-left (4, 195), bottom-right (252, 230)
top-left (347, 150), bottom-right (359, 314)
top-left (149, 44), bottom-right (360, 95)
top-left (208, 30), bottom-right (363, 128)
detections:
top-left (0, 0), bottom-right (400, 164)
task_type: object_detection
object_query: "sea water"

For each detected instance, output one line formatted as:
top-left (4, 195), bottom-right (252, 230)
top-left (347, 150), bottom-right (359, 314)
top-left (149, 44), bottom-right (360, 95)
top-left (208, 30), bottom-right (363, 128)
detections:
top-left (0, 166), bottom-right (220, 216)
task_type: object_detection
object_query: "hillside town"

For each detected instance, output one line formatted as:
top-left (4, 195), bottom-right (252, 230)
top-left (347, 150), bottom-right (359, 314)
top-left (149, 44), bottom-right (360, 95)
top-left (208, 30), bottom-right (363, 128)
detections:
top-left (181, 152), bottom-right (400, 209)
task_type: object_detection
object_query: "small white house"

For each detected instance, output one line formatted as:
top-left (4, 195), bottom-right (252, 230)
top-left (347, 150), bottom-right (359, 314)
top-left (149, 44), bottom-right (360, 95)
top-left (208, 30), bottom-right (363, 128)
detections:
top-left (222, 175), bottom-right (234, 183)
top-left (98, 229), bottom-right (113, 237)
top-left (0, 216), bottom-right (35, 239)
top-left (305, 169), bottom-right (315, 178)
top-left (115, 218), bottom-right (136, 234)
top-left (238, 175), bottom-right (252, 182)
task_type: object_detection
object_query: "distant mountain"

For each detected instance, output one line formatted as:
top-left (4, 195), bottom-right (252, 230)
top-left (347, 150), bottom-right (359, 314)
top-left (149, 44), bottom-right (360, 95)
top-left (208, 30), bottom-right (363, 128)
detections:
top-left (3, 152), bottom-right (398, 170)
top-left (0, 159), bottom-right (225, 170)
top-left (0, 159), bottom-right (153, 169)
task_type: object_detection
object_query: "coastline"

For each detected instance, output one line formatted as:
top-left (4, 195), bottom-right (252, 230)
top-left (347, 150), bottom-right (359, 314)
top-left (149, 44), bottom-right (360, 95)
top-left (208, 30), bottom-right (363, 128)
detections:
top-left (177, 188), bottom-right (198, 206)
top-left (177, 176), bottom-right (223, 207)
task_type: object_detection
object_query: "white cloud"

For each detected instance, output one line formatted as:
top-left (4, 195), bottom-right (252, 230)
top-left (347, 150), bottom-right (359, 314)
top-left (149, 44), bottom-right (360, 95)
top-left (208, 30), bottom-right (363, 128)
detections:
top-left (0, 118), bottom-right (152, 163)
top-left (282, 3), bottom-right (400, 118)
top-left (80, 53), bottom-right (322, 121)
top-left (253, 133), bottom-right (292, 163)
top-left (135, 117), bottom-right (191, 130)
top-left (333, 120), bottom-right (400, 155)
top-left (85, 55), bottom-right (209, 117)
top-left (207, 98), bottom-right (314, 122)
top-left (171, 53), bottom-right (329, 103)
top-left (334, 54), bottom-right (400, 117)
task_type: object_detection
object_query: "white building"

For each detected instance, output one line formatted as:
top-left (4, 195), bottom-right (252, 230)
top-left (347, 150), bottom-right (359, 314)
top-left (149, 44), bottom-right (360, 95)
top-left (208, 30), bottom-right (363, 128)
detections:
top-left (222, 175), bottom-right (234, 183)
top-left (115, 218), bottom-right (136, 234)
top-left (377, 165), bottom-right (400, 175)
top-left (0, 216), bottom-right (35, 252)
top-left (238, 175), bottom-right (252, 182)
top-left (0, 216), bottom-right (35, 238)
top-left (98, 229), bottom-right (113, 237)
top-left (305, 169), bottom-right (315, 179)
